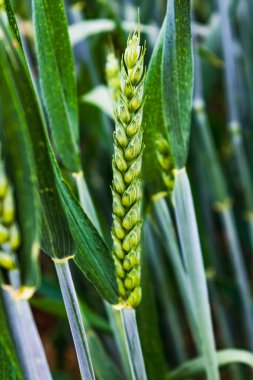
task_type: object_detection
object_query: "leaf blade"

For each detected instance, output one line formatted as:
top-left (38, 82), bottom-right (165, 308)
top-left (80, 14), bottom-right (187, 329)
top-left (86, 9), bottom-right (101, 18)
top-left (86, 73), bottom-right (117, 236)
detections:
top-left (162, 0), bottom-right (193, 168)
top-left (32, 0), bottom-right (80, 172)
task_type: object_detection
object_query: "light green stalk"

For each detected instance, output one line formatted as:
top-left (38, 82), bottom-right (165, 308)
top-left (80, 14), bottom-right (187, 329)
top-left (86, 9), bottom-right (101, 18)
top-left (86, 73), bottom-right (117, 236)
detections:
top-left (218, 0), bottom-right (253, 253)
top-left (111, 28), bottom-right (145, 308)
top-left (193, 46), bottom-right (253, 350)
top-left (55, 260), bottom-right (95, 380)
top-left (173, 168), bottom-right (220, 380)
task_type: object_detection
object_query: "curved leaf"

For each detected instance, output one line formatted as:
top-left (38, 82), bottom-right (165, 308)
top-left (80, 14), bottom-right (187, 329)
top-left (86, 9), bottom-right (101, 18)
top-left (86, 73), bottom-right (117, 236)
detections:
top-left (168, 349), bottom-right (253, 379)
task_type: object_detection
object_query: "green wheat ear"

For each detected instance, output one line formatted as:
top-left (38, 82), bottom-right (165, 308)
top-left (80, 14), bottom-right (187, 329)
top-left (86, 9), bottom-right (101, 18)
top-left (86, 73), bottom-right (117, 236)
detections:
top-left (156, 137), bottom-right (175, 193)
top-left (106, 49), bottom-right (121, 103)
top-left (110, 26), bottom-right (145, 309)
top-left (0, 158), bottom-right (20, 271)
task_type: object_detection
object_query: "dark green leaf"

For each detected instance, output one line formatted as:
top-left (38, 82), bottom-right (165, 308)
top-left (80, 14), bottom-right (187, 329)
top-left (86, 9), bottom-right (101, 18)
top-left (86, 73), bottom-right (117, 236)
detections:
top-left (0, 22), bottom-right (41, 289)
top-left (32, 0), bottom-right (81, 172)
top-left (136, 219), bottom-right (167, 380)
top-left (142, 23), bottom-right (167, 195)
top-left (162, 0), bottom-right (193, 168)
top-left (57, 177), bottom-right (118, 304)
top-left (1, 13), bottom-right (118, 304)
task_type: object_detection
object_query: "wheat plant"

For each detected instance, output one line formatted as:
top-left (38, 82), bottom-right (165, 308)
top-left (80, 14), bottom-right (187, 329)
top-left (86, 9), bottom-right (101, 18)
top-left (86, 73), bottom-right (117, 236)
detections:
top-left (0, 0), bottom-right (253, 380)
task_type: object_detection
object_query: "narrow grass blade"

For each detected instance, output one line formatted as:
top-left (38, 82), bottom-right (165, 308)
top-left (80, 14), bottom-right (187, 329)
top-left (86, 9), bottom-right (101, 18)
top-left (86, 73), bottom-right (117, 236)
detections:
top-left (193, 45), bottom-right (253, 350)
top-left (173, 169), bottom-right (219, 380)
top-left (162, 0), bottom-right (193, 168)
top-left (0, 18), bottom-right (118, 303)
top-left (121, 308), bottom-right (147, 380)
top-left (218, 0), bottom-right (253, 251)
top-left (136, 219), bottom-right (167, 380)
top-left (58, 177), bottom-right (118, 304)
top-left (142, 22), bottom-right (167, 194)
top-left (168, 349), bottom-right (253, 380)
top-left (32, 0), bottom-right (80, 172)
top-left (220, 208), bottom-right (253, 348)
top-left (0, 20), bottom-right (41, 290)
top-left (55, 261), bottom-right (95, 380)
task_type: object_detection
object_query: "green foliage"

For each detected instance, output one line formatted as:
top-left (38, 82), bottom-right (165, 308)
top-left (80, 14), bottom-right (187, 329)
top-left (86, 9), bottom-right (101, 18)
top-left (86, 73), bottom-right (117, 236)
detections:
top-left (0, 24), bottom-right (40, 289)
top-left (162, 0), bottom-right (193, 169)
top-left (0, 0), bottom-right (253, 379)
top-left (0, 0), bottom-right (118, 304)
top-left (32, 0), bottom-right (80, 172)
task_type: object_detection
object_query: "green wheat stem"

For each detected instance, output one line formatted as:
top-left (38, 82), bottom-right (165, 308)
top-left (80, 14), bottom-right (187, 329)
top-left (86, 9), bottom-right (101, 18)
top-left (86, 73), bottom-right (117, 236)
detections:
top-left (1, 285), bottom-right (35, 380)
top-left (173, 168), bottom-right (220, 380)
top-left (193, 46), bottom-right (253, 350)
top-left (8, 270), bottom-right (52, 380)
top-left (121, 308), bottom-right (147, 380)
top-left (54, 260), bottom-right (95, 380)
top-left (105, 303), bottom-right (132, 379)
top-left (218, 0), bottom-right (253, 253)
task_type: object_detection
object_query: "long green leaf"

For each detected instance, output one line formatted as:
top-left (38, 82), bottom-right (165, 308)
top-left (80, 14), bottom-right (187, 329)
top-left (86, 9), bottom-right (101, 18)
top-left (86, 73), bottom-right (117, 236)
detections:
top-left (136, 219), bottom-right (167, 380)
top-left (1, 10), bottom-right (118, 304)
top-left (58, 177), bottom-right (118, 303)
top-left (162, 0), bottom-right (193, 169)
top-left (32, 0), bottom-right (80, 172)
top-left (0, 21), bottom-right (41, 290)
top-left (142, 22), bottom-right (167, 195)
